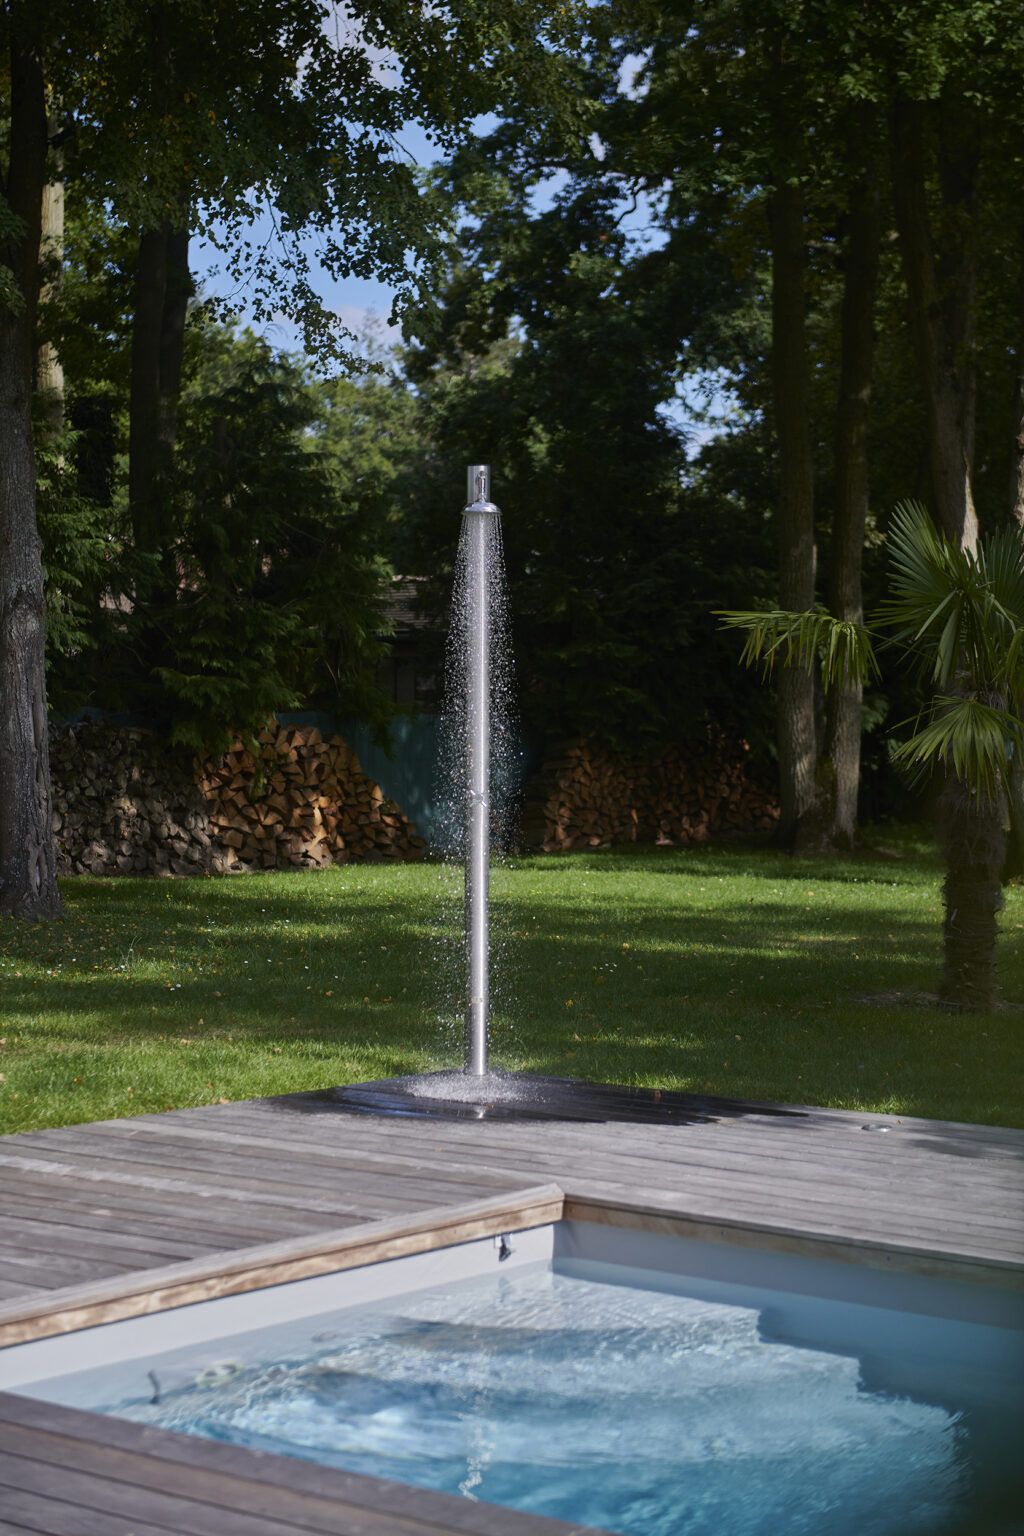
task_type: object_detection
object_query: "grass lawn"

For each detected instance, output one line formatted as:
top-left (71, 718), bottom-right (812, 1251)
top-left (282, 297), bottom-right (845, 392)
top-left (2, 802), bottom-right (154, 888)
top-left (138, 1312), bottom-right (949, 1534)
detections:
top-left (1, 837), bottom-right (1021, 1135)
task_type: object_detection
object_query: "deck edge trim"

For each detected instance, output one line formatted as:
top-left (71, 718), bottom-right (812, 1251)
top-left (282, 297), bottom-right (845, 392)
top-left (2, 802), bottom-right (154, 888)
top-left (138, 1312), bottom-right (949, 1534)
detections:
top-left (561, 1187), bottom-right (1024, 1287)
top-left (0, 1184), bottom-right (565, 1346)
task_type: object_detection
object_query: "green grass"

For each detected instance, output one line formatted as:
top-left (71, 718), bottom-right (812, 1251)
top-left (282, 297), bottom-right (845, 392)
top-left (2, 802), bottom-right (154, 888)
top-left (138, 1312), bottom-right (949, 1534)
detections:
top-left (1, 837), bottom-right (1021, 1134)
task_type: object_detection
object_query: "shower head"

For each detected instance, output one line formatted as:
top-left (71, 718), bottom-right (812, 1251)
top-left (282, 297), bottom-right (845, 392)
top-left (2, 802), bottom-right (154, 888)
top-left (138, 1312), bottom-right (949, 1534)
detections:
top-left (465, 463), bottom-right (499, 515)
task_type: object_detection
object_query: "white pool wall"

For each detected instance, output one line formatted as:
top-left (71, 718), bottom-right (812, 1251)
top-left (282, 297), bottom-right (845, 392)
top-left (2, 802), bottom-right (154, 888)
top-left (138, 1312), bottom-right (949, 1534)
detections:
top-left (555, 1221), bottom-right (1023, 1327)
top-left (4, 1217), bottom-right (1022, 1415)
top-left (0, 1222), bottom-right (555, 1398)
top-left (555, 1222), bottom-right (1024, 1408)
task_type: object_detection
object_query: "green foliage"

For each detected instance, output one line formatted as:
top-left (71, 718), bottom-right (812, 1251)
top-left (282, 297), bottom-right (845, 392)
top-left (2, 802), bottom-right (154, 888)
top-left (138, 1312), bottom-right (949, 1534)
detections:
top-left (398, 167), bottom-right (777, 749)
top-left (717, 608), bottom-right (880, 691)
top-left (879, 502), bottom-right (1024, 699)
top-left (721, 502), bottom-right (1024, 801)
top-left (145, 326), bottom-right (398, 749)
top-left (34, 430), bottom-right (118, 704)
top-left (38, 302), bottom-right (407, 747)
top-left (37, 0), bottom-right (591, 368)
top-left (46, 197), bottom-right (135, 400)
top-left (27, 0), bottom-right (1024, 786)
top-left (0, 200), bottom-right (26, 315)
top-left (880, 501), bottom-right (1024, 802)
top-left (23, 0), bottom-right (601, 757)
top-left (890, 699), bottom-right (1024, 804)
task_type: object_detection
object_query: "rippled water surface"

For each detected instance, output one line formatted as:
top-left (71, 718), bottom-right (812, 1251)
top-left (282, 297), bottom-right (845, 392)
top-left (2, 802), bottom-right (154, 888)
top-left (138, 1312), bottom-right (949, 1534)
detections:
top-left (90, 1264), bottom-right (1024, 1535)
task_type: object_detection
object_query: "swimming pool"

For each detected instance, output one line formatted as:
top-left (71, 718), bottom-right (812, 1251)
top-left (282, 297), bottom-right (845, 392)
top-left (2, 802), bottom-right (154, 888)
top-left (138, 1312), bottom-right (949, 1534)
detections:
top-left (3, 1218), bottom-right (1022, 1535)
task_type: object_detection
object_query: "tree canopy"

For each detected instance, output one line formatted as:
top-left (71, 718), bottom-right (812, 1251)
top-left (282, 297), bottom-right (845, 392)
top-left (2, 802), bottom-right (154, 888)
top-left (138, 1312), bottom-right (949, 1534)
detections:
top-left (3, 0), bottom-right (1023, 936)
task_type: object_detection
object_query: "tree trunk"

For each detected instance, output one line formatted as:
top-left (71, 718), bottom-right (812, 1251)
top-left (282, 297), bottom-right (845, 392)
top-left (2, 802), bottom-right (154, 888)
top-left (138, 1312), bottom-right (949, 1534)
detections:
top-left (0, 39), bottom-right (62, 920)
top-left (1012, 302), bottom-right (1024, 531)
top-left (36, 109), bottom-right (64, 443)
top-left (769, 176), bottom-right (821, 848)
top-left (128, 214), bottom-right (192, 554)
top-left (939, 778), bottom-right (1005, 1010)
top-left (1005, 267), bottom-right (1024, 878)
top-left (890, 97), bottom-right (980, 551)
top-left (127, 211), bottom-right (192, 711)
top-left (1007, 754), bottom-right (1024, 884)
top-left (826, 140), bottom-right (881, 850)
top-left (890, 94), bottom-right (1004, 1004)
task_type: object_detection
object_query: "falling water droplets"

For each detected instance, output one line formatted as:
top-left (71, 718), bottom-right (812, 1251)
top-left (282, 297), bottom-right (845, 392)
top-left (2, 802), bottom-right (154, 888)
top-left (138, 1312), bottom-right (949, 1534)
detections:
top-left (428, 501), bottom-right (521, 1065)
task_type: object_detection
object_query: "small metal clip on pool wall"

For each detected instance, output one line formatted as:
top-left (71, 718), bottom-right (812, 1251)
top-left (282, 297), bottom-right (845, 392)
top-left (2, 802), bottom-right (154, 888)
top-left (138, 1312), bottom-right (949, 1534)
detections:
top-left (463, 464), bottom-right (499, 1078)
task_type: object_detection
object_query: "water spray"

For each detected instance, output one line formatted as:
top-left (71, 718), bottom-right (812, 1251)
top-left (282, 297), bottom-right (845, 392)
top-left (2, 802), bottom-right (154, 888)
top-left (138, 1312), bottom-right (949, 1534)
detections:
top-left (325, 463), bottom-right (786, 1122)
top-left (463, 464), bottom-right (499, 1076)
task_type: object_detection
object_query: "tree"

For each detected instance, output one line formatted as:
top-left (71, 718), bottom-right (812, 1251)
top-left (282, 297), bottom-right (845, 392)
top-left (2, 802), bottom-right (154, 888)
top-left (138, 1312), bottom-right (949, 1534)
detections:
top-left (36, 93), bottom-right (63, 441)
top-left (147, 327), bottom-right (398, 749)
top-left (764, 23), bottom-right (820, 848)
top-left (890, 97), bottom-right (979, 551)
top-left (41, 179), bottom-right (421, 741)
top-left (1, 0), bottom-right (585, 918)
top-left (582, 0), bottom-right (886, 847)
top-left (0, 13), bottom-right (60, 917)
top-left (38, 293), bottom-right (420, 744)
top-left (881, 5), bottom-right (1023, 551)
top-left (827, 112), bottom-right (883, 848)
top-left (397, 161), bottom-right (778, 753)
top-left (595, 0), bottom-right (1024, 849)
top-left (721, 503), bottom-right (1024, 1009)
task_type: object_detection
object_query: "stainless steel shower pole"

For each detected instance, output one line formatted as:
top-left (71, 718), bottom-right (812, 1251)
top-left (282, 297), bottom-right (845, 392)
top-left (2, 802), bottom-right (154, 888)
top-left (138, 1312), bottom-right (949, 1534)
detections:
top-left (464, 464), bottom-right (497, 1076)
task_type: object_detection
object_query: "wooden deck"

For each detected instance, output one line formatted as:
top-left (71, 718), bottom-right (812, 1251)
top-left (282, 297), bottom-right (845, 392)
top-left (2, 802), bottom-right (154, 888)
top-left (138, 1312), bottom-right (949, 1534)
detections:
top-left (0, 1088), bottom-right (1022, 1533)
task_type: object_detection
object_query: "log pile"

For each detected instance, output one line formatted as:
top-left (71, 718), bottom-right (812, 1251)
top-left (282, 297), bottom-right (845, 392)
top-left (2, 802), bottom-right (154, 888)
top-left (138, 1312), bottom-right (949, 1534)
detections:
top-left (49, 720), bottom-right (774, 875)
top-left (521, 735), bottom-right (779, 853)
top-left (197, 724), bottom-right (426, 870)
top-left (50, 721), bottom-right (425, 877)
top-left (50, 724), bottom-right (218, 877)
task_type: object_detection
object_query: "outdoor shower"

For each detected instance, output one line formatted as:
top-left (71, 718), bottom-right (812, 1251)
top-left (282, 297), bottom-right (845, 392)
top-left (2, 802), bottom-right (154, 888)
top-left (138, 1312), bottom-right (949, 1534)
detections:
top-left (463, 464), bottom-right (498, 1076)
top-left (324, 464), bottom-right (791, 1123)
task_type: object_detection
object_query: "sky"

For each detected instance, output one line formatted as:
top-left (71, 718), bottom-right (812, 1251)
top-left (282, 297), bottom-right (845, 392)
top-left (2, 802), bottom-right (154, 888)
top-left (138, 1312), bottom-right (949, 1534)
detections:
top-left (190, 116), bottom-right (440, 358)
top-left (188, 43), bottom-right (737, 454)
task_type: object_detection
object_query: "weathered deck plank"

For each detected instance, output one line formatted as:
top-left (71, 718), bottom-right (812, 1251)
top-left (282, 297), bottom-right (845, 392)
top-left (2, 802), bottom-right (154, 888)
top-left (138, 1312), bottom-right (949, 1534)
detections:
top-left (0, 1395), bottom-right (594, 1535)
top-left (0, 1094), bottom-right (1021, 1294)
top-left (0, 1088), bottom-right (1021, 1534)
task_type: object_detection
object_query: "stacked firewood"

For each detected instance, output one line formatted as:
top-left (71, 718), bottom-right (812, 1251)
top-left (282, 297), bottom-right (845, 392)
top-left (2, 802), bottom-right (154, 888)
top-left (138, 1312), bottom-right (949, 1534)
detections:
top-left (521, 736), bottom-right (779, 853)
top-left (198, 724), bottom-right (426, 870)
top-left (50, 724), bottom-right (219, 877)
top-left (49, 721), bottom-right (774, 875)
top-left (49, 721), bottom-right (425, 877)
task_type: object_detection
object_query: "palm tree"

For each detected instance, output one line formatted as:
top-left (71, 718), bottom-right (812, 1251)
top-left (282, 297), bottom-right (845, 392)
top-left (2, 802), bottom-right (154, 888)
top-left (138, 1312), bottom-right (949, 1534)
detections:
top-left (720, 502), bottom-right (1024, 1010)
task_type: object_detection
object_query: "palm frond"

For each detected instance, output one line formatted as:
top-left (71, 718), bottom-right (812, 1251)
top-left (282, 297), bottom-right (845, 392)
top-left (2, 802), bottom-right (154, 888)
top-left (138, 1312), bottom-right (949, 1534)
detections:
top-left (891, 696), bottom-right (1024, 803)
top-left (717, 609), bottom-right (878, 690)
top-left (982, 522), bottom-right (1024, 623)
top-left (877, 501), bottom-right (955, 641)
top-left (1002, 626), bottom-right (1024, 709)
top-left (876, 500), bottom-right (1024, 692)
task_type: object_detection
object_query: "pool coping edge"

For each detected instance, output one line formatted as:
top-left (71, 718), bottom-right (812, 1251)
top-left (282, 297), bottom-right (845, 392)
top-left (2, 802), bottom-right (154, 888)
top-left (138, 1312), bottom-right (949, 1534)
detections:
top-left (2, 1177), bottom-right (1021, 1350)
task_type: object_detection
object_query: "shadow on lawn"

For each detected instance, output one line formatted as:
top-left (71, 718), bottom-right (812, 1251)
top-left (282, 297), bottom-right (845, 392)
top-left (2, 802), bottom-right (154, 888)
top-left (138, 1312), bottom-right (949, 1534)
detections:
top-left (2, 862), bottom-right (1022, 1130)
top-left (515, 841), bottom-right (941, 885)
top-left (1, 884), bottom-right (943, 1045)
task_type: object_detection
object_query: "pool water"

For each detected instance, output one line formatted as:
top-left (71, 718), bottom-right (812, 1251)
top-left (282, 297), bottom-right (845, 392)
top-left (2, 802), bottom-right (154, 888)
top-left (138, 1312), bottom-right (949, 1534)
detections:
top-left (58, 1262), bottom-right (1024, 1535)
